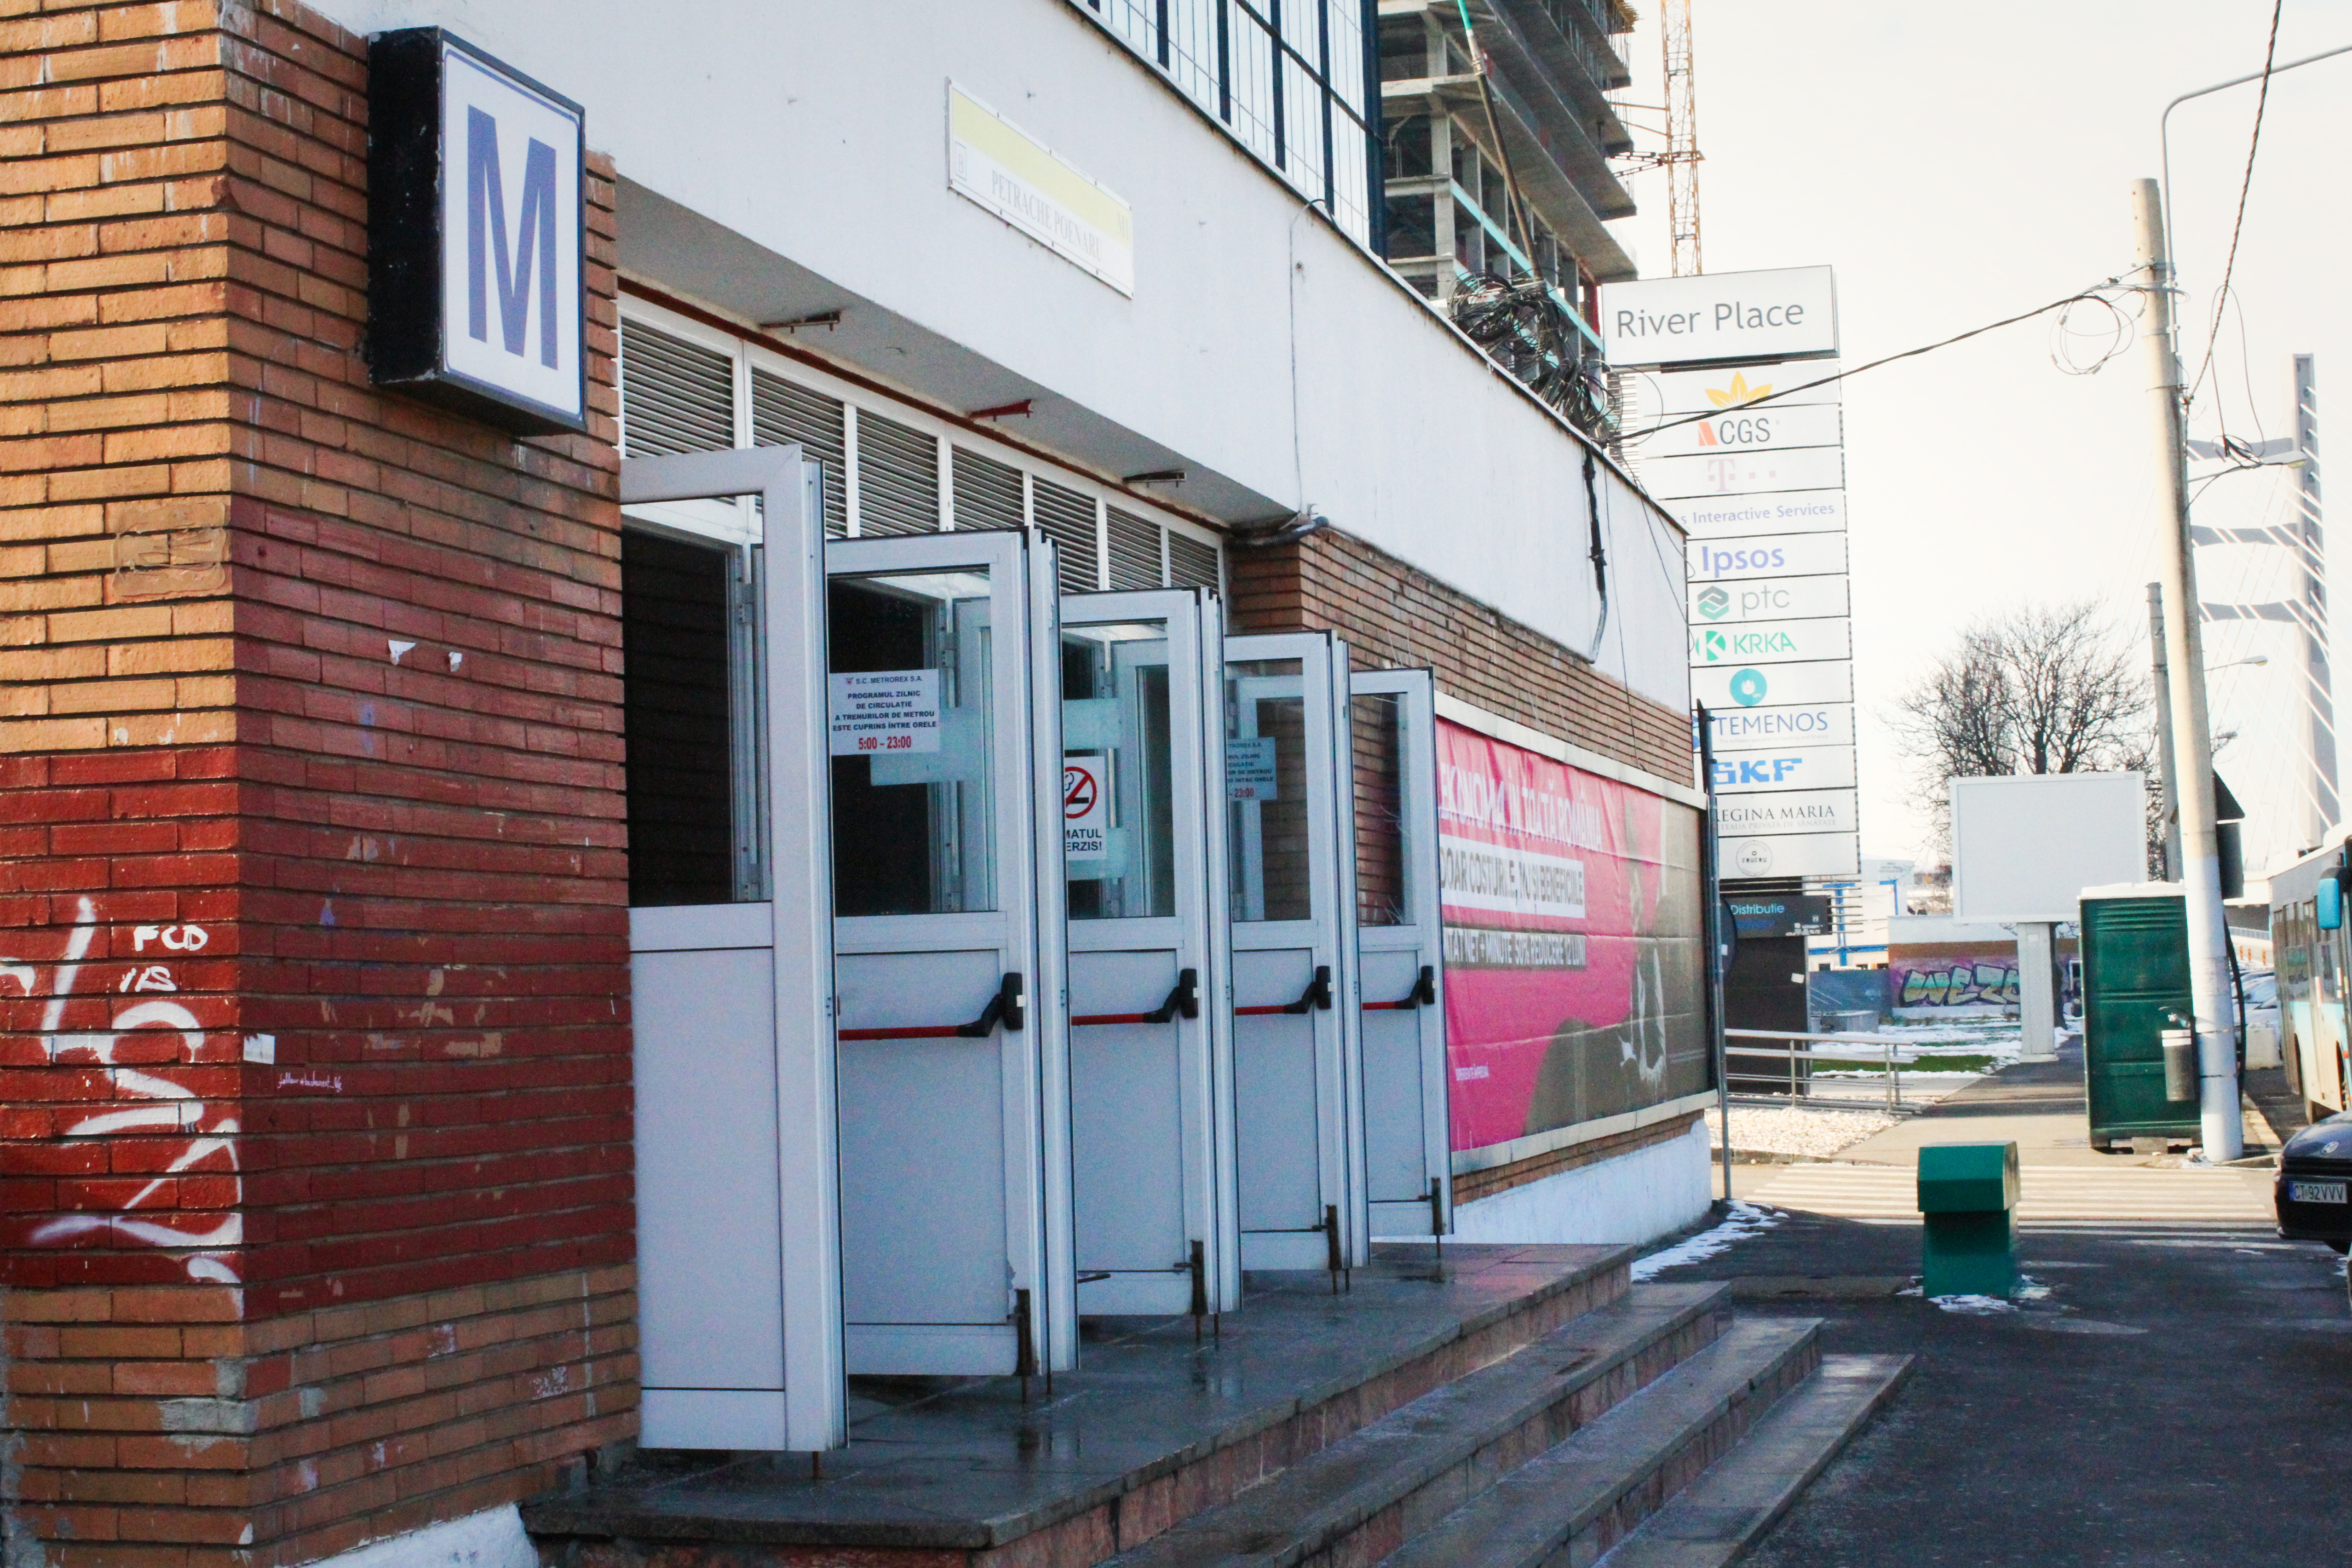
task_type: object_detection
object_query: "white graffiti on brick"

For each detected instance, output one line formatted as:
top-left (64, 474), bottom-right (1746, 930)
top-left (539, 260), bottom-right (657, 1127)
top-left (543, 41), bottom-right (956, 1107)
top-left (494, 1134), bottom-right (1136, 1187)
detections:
top-left (12, 898), bottom-right (243, 1284)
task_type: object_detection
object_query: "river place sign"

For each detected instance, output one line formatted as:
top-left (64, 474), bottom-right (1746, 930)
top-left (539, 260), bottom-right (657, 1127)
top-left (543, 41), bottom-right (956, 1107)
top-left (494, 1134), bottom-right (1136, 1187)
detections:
top-left (367, 29), bottom-right (588, 435)
top-left (1599, 266), bottom-right (1839, 369)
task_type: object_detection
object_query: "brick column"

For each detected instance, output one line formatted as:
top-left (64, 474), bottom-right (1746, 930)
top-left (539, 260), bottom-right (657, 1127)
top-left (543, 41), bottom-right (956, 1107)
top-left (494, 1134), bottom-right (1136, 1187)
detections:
top-left (2, 5), bottom-right (635, 1563)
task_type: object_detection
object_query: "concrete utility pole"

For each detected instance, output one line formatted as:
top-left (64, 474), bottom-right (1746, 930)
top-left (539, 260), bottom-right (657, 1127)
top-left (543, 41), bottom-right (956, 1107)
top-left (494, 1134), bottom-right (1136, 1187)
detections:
top-left (2294, 355), bottom-right (2338, 845)
top-left (2133, 177), bottom-right (2242, 1160)
top-left (2148, 582), bottom-right (2181, 880)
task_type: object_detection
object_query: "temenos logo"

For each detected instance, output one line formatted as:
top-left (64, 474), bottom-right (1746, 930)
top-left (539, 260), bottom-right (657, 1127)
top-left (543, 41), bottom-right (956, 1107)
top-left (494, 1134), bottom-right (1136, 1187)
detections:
top-left (1696, 585), bottom-right (1731, 621)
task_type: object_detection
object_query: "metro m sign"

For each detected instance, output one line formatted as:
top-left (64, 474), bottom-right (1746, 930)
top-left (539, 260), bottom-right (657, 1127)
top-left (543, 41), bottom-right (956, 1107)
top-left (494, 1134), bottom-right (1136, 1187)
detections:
top-left (366, 29), bottom-right (587, 435)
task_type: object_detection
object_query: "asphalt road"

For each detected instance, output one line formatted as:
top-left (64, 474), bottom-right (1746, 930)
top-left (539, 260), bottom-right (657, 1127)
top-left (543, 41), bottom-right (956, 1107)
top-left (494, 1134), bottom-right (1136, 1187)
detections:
top-left (1642, 1048), bottom-right (2351, 1567)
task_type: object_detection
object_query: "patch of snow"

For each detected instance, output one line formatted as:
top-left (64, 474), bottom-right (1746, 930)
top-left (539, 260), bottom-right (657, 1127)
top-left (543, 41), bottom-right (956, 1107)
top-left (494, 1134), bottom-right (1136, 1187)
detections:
top-left (1707, 1104), bottom-right (1894, 1158)
top-left (1932, 1293), bottom-right (2017, 1315)
top-left (1630, 1200), bottom-right (1782, 1281)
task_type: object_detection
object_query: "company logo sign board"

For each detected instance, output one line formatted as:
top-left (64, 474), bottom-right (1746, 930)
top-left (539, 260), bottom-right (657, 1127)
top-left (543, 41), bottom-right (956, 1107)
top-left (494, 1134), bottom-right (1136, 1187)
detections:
top-left (949, 84), bottom-right (1135, 296)
top-left (1690, 660), bottom-right (1853, 710)
top-left (1600, 266), bottom-right (1840, 368)
top-left (1643, 402), bottom-right (1843, 462)
top-left (1688, 533), bottom-right (1846, 582)
top-left (1639, 362), bottom-right (1843, 416)
top-left (1719, 788), bottom-right (1859, 837)
top-left (1667, 489), bottom-right (1847, 540)
top-left (1691, 574), bottom-right (1849, 626)
top-left (1724, 832), bottom-right (1861, 879)
top-left (1704, 702), bottom-right (1856, 751)
top-left (1691, 616), bottom-right (1851, 667)
top-left (1641, 444), bottom-right (1846, 502)
top-left (366, 29), bottom-right (587, 435)
top-left (1708, 744), bottom-right (1857, 794)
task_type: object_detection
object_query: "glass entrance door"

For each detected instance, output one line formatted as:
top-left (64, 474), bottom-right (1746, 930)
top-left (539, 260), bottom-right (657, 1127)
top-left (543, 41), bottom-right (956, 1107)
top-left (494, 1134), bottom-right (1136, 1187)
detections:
top-left (1224, 631), bottom-right (1365, 1269)
top-left (828, 528), bottom-right (1072, 1375)
top-left (1350, 669), bottom-right (1451, 1238)
top-left (1061, 589), bottom-right (1236, 1316)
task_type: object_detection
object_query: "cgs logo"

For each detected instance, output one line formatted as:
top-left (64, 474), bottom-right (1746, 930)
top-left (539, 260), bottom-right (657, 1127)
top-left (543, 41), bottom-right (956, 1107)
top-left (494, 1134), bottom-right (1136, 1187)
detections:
top-left (1712, 756), bottom-right (1807, 786)
top-left (1695, 414), bottom-right (1773, 448)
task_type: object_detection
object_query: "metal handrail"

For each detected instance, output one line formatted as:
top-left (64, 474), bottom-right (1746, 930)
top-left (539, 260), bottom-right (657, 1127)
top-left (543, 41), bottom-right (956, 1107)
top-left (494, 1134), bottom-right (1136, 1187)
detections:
top-left (1723, 1028), bottom-right (1905, 1110)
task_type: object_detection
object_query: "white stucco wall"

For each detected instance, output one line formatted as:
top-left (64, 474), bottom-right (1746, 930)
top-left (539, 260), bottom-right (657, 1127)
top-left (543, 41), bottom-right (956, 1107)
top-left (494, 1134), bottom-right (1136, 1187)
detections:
top-left (305, 0), bottom-right (1688, 711)
top-left (1442, 1121), bottom-right (1714, 1247)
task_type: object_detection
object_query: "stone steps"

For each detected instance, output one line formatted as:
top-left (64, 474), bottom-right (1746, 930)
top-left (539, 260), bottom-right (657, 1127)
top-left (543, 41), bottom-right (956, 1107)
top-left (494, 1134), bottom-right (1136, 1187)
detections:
top-left (1099, 1281), bottom-right (1734, 1568)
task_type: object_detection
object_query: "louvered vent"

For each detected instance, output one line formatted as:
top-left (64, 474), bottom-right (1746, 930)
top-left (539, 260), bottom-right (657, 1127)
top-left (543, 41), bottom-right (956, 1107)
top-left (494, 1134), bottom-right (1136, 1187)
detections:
top-left (1106, 508), bottom-right (1163, 590)
top-left (855, 411), bottom-right (939, 535)
top-left (1168, 530), bottom-right (1222, 592)
top-left (952, 448), bottom-right (1025, 532)
top-left (1033, 478), bottom-right (1100, 593)
top-left (621, 319), bottom-right (732, 458)
top-left (751, 369), bottom-right (848, 537)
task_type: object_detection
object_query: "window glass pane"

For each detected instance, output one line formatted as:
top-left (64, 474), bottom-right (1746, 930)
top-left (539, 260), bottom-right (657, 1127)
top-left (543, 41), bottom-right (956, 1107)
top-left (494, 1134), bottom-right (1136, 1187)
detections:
top-left (1227, 657), bottom-right (1313, 922)
top-left (1352, 691), bottom-right (1407, 927)
top-left (829, 569), bottom-right (996, 914)
top-left (1063, 621), bottom-right (1177, 921)
top-left (624, 531), bottom-right (736, 907)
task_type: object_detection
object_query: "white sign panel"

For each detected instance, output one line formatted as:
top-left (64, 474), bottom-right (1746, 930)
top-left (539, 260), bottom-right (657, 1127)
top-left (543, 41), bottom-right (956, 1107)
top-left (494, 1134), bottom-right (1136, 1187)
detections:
top-left (1438, 833), bottom-right (1587, 922)
top-left (438, 46), bottom-right (585, 424)
top-left (1690, 659), bottom-right (1854, 710)
top-left (1724, 833), bottom-right (1861, 879)
top-left (1708, 744), bottom-right (1857, 795)
top-left (1950, 772), bottom-right (2149, 922)
top-left (949, 83), bottom-right (1135, 296)
top-left (1227, 737), bottom-right (1278, 800)
top-left (1600, 266), bottom-right (1839, 368)
top-left (1640, 362), bottom-right (1842, 415)
top-left (1642, 402), bottom-right (1843, 462)
top-left (1691, 574), bottom-right (1849, 626)
top-left (1692, 617), bottom-right (1852, 668)
top-left (1706, 702), bottom-right (1857, 751)
top-left (1718, 788), bottom-right (1861, 838)
top-left (1688, 533), bottom-right (1847, 582)
top-left (828, 669), bottom-right (943, 757)
top-left (1638, 444), bottom-right (1846, 501)
top-left (1063, 753), bottom-right (1109, 860)
top-left (1666, 489), bottom-right (1847, 540)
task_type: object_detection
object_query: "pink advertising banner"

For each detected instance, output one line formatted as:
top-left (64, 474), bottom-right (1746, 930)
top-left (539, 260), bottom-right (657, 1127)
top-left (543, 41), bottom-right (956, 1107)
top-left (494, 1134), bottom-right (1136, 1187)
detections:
top-left (1437, 720), bottom-right (1707, 1152)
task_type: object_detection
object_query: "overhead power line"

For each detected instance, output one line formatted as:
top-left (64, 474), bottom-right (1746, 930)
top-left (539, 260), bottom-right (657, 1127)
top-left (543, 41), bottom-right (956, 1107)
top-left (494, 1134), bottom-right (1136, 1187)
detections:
top-left (2187, 0), bottom-right (2286, 414)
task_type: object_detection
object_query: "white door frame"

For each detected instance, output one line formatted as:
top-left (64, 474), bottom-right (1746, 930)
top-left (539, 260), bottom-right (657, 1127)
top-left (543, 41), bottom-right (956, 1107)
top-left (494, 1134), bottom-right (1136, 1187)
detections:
top-left (827, 528), bottom-right (1075, 1375)
top-left (1225, 630), bottom-right (1366, 1269)
top-left (1061, 587), bottom-right (1238, 1314)
top-left (1350, 667), bottom-right (1451, 1238)
top-left (623, 445), bottom-right (844, 1453)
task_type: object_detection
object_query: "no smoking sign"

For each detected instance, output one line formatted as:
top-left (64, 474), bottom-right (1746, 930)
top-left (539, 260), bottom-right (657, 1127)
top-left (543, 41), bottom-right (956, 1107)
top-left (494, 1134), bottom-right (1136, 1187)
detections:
top-left (1063, 754), bottom-right (1108, 861)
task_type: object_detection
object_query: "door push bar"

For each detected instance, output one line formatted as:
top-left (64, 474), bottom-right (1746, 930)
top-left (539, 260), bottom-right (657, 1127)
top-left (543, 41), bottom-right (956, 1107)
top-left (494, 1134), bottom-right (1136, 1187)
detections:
top-left (1363, 965), bottom-right (1438, 1012)
top-left (1236, 964), bottom-right (1333, 1017)
top-left (840, 972), bottom-right (1024, 1041)
top-left (1071, 968), bottom-right (1201, 1028)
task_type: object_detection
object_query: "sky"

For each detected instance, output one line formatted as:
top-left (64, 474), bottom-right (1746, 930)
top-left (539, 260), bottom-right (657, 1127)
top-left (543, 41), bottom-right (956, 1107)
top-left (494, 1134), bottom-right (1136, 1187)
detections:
top-left (1603, 0), bottom-right (2352, 881)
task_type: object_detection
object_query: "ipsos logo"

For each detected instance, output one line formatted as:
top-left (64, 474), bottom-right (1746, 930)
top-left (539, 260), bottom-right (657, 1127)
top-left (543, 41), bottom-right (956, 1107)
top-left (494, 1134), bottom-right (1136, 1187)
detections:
top-left (1712, 755), bottom-right (1807, 787)
top-left (1694, 544), bottom-right (1785, 580)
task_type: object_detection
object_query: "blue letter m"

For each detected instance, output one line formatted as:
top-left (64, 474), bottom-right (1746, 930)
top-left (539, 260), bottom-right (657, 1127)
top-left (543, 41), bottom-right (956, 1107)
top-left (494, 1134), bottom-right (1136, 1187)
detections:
top-left (466, 106), bottom-right (559, 367)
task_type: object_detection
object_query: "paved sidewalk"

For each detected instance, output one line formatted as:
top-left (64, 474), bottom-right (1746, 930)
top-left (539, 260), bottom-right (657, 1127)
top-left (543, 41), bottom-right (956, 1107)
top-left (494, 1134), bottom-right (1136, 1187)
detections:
top-left (1638, 1044), bottom-right (2350, 1566)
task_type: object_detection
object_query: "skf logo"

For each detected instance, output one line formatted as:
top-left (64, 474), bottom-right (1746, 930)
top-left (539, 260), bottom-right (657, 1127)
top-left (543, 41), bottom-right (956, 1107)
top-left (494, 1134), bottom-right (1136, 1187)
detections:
top-left (1696, 585), bottom-right (1730, 620)
top-left (1713, 756), bottom-right (1807, 786)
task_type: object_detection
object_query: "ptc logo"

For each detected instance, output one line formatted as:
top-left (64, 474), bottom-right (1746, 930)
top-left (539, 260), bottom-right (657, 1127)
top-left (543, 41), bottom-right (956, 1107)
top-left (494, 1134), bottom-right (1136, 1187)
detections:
top-left (1697, 585), bottom-right (1730, 620)
top-left (1728, 667), bottom-right (1769, 707)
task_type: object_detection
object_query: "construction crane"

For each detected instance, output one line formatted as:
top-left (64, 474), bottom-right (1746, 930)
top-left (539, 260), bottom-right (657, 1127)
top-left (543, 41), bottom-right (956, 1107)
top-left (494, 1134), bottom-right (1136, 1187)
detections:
top-left (1661, 0), bottom-right (1701, 276)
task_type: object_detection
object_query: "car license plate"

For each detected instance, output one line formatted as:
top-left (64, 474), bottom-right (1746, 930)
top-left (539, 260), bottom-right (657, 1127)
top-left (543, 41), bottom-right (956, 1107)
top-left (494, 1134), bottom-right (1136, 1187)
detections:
top-left (2290, 1180), bottom-right (2348, 1205)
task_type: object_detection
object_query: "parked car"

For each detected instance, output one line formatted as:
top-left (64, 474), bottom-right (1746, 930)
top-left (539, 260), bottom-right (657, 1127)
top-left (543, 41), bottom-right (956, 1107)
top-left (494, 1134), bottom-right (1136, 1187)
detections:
top-left (2276, 1115), bottom-right (2352, 1309)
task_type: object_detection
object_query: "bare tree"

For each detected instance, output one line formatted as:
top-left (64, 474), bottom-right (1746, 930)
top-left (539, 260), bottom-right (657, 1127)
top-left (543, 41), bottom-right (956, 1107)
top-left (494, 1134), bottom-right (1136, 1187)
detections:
top-left (1891, 599), bottom-right (2155, 861)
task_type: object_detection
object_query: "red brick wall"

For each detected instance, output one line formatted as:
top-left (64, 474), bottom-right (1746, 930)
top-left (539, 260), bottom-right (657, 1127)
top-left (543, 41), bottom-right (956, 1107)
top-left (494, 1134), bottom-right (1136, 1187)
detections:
top-left (1, 4), bottom-right (636, 1562)
top-left (1229, 527), bottom-right (1695, 790)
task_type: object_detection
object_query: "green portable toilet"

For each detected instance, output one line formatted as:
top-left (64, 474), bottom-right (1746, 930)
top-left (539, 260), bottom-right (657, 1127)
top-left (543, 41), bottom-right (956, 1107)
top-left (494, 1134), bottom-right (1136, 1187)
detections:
top-left (2078, 882), bottom-right (2200, 1148)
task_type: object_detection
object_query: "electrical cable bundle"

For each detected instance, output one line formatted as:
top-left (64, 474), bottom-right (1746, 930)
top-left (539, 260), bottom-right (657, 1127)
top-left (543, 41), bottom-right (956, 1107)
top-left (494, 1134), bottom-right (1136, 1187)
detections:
top-left (1448, 271), bottom-right (1611, 436)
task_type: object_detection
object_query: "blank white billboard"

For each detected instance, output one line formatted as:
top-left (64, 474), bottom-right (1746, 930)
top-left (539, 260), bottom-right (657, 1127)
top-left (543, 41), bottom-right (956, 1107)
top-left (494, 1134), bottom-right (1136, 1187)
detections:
top-left (1950, 772), bottom-right (2148, 923)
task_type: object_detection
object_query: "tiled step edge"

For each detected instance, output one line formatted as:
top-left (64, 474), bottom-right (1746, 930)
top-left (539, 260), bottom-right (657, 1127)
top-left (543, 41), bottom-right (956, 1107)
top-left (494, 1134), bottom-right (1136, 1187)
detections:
top-left (1375, 1318), bottom-right (1824, 1568)
top-left (1103, 1282), bottom-right (1734, 1568)
top-left (1593, 1353), bottom-right (1914, 1568)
